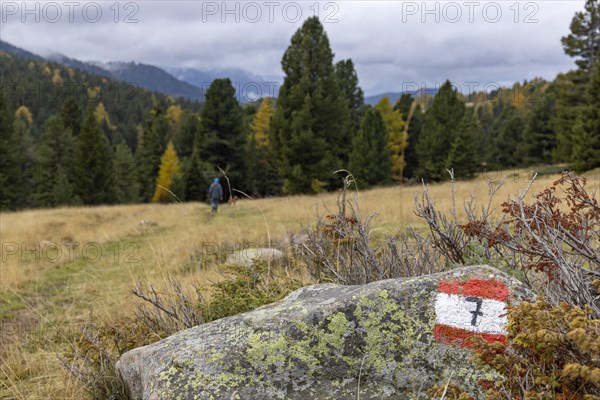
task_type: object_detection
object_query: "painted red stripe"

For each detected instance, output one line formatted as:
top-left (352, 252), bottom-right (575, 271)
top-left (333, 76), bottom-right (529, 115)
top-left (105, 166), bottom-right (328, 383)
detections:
top-left (438, 279), bottom-right (509, 302)
top-left (434, 324), bottom-right (507, 348)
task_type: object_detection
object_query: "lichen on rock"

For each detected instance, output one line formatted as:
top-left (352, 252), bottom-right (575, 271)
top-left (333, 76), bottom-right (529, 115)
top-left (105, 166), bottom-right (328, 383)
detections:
top-left (117, 265), bottom-right (534, 399)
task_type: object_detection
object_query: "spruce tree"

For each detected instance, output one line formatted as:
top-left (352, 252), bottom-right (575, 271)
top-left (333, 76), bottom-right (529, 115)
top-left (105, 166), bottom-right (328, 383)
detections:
top-left (335, 59), bottom-right (364, 150)
top-left (173, 110), bottom-right (199, 159)
top-left (74, 110), bottom-right (116, 205)
top-left (114, 142), bottom-right (140, 203)
top-left (34, 115), bottom-right (77, 207)
top-left (348, 107), bottom-right (391, 188)
top-left (270, 17), bottom-right (350, 194)
top-left (184, 149), bottom-right (207, 201)
top-left (553, 70), bottom-right (588, 162)
top-left (0, 89), bottom-right (25, 210)
top-left (519, 87), bottom-right (557, 165)
top-left (490, 105), bottom-right (525, 168)
top-left (416, 80), bottom-right (465, 181)
top-left (196, 78), bottom-right (244, 195)
top-left (137, 105), bottom-right (170, 201)
top-left (61, 97), bottom-right (82, 136)
top-left (404, 105), bottom-right (423, 179)
top-left (376, 97), bottom-right (406, 181)
top-left (152, 142), bottom-right (181, 203)
top-left (572, 59), bottom-right (600, 171)
top-left (0, 98), bottom-right (35, 210)
top-left (446, 109), bottom-right (481, 179)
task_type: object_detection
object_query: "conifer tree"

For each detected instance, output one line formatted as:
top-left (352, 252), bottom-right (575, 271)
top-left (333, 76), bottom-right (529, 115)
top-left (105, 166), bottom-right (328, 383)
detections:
top-left (173, 110), bottom-right (199, 159)
top-left (404, 105), bottom-right (423, 180)
top-left (553, 70), bottom-right (588, 163)
top-left (446, 109), bottom-right (481, 179)
top-left (394, 93), bottom-right (413, 121)
top-left (61, 97), bottom-right (82, 136)
top-left (152, 142), bottom-right (181, 203)
top-left (335, 59), bottom-right (364, 148)
top-left (0, 89), bottom-right (29, 210)
top-left (376, 97), bottom-right (406, 181)
top-left (137, 105), bottom-right (170, 201)
top-left (518, 87), bottom-right (557, 165)
top-left (572, 59), bottom-right (600, 171)
top-left (270, 17), bottom-right (350, 194)
top-left (184, 149), bottom-right (207, 201)
top-left (561, 0), bottom-right (600, 73)
top-left (196, 78), bottom-right (244, 195)
top-left (114, 142), bottom-right (140, 203)
top-left (416, 80), bottom-right (465, 181)
top-left (490, 105), bottom-right (525, 168)
top-left (34, 115), bottom-right (77, 207)
top-left (348, 107), bottom-right (391, 188)
top-left (74, 110), bottom-right (116, 205)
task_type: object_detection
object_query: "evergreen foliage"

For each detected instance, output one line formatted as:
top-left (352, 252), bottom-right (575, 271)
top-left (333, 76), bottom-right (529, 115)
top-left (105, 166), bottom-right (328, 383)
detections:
top-left (348, 106), bottom-right (391, 187)
top-left (73, 110), bottom-right (116, 205)
top-left (270, 17), bottom-right (350, 194)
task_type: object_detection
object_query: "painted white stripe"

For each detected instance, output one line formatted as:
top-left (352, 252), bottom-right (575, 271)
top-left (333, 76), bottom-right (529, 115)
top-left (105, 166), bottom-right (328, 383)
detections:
top-left (434, 293), bottom-right (508, 334)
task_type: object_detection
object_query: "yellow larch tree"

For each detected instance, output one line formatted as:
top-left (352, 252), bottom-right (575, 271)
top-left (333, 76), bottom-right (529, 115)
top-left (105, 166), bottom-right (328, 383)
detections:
top-left (152, 142), bottom-right (181, 203)
top-left (376, 96), bottom-right (407, 181)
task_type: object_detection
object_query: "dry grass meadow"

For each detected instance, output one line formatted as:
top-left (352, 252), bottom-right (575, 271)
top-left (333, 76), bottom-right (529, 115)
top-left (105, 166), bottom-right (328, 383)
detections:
top-left (1, 169), bottom-right (598, 399)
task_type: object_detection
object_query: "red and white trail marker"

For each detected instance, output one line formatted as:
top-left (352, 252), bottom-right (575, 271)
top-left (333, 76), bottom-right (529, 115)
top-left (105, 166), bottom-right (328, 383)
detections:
top-left (434, 279), bottom-right (509, 348)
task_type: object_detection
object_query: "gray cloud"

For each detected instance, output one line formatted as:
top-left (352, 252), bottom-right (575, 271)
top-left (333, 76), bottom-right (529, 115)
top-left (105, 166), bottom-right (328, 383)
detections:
top-left (0, 1), bottom-right (584, 95)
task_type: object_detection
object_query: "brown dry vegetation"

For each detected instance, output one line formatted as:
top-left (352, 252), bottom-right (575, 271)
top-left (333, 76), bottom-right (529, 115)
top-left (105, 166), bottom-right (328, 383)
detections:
top-left (0, 169), bottom-right (598, 399)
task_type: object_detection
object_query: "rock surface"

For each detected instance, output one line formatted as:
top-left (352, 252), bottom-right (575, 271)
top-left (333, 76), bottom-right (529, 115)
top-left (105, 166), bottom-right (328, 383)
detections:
top-left (225, 248), bottom-right (284, 267)
top-left (117, 265), bottom-right (534, 400)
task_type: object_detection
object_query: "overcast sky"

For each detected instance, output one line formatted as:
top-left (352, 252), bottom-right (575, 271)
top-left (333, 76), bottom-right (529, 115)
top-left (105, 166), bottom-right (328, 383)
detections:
top-left (0, 1), bottom-right (585, 95)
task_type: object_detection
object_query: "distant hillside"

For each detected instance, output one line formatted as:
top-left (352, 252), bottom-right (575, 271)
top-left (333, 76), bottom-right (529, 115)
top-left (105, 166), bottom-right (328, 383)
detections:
top-left (0, 50), bottom-right (200, 149)
top-left (0, 40), bottom-right (272, 103)
top-left (365, 87), bottom-right (439, 106)
top-left (0, 41), bottom-right (44, 62)
top-left (1, 40), bottom-right (203, 102)
top-left (46, 53), bottom-right (112, 77)
top-left (95, 61), bottom-right (204, 101)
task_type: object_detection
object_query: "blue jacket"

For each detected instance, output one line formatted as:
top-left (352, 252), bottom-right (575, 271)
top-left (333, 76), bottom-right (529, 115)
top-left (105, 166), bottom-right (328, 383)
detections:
top-left (208, 182), bottom-right (223, 199)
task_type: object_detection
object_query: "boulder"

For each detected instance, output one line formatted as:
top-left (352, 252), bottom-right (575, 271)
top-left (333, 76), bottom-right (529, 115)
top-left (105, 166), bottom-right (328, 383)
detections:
top-left (225, 248), bottom-right (284, 267)
top-left (117, 265), bottom-right (534, 399)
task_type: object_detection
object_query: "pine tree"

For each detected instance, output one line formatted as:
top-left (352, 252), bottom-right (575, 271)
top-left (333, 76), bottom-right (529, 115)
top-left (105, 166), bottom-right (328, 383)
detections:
top-left (518, 87), bottom-right (557, 165)
top-left (572, 59), bottom-right (600, 171)
top-left (196, 78), bottom-right (245, 195)
top-left (34, 115), bottom-right (77, 207)
top-left (446, 109), bottom-right (481, 179)
top-left (348, 107), bottom-right (391, 188)
top-left (152, 142), bottom-right (181, 203)
top-left (270, 17), bottom-right (350, 194)
top-left (561, 0), bottom-right (600, 73)
top-left (416, 80), bottom-right (465, 181)
top-left (335, 59), bottom-right (364, 151)
top-left (114, 143), bottom-right (140, 203)
top-left (553, 70), bottom-right (589, 162)
top-left (61, 97), bottom-right (82, 136)
top-left (376, 97), bottom-right (406, 181)
top-left (74, 110), bottom-right (116, 205)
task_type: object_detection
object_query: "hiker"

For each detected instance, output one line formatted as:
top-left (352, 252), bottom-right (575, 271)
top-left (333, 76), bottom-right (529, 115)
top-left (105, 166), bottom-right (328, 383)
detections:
top-left (208, 178), bottom-right (223, 213)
